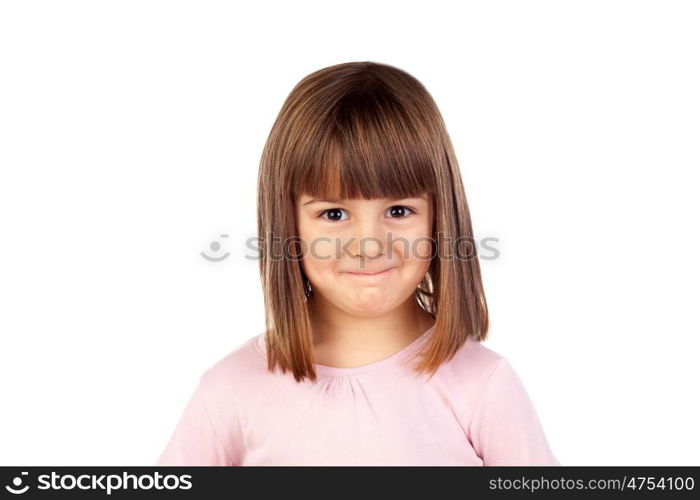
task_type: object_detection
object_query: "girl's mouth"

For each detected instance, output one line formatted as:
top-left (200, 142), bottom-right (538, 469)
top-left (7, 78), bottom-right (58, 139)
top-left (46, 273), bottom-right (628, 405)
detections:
top-left (344, 267), bottom-right (396, 278)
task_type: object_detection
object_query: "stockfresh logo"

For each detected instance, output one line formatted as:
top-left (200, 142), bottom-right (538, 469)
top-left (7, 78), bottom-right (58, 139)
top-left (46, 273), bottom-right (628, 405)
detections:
top-left (5, 471), bottom-right (29, 494)
top-left (3, 471), bottom-right (192, 495)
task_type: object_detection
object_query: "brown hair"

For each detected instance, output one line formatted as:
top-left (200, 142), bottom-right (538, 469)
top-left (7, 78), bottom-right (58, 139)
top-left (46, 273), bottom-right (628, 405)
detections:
top-left (257, 61), bottom-right (489, 383)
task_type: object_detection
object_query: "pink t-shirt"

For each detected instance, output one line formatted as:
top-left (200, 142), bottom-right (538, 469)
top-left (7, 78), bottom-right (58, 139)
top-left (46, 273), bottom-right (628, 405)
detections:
top-left (155, 325), bottom-right (560, 466)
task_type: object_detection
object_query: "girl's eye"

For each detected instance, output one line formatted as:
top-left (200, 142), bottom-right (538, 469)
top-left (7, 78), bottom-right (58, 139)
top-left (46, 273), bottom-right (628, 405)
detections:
top-left (387, 205), bottom-right (415, 218)
top-left (318, 206), bottom-right (415, 222)
top-left (319, 208), bottom-right (348, 222)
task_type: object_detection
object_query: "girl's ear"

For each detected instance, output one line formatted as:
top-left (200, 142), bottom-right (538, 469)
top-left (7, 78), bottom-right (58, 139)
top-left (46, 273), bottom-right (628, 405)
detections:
top-left (299, 267), bottom-right (313, 300)
top-left (304, 278), bottom-right (313, 300)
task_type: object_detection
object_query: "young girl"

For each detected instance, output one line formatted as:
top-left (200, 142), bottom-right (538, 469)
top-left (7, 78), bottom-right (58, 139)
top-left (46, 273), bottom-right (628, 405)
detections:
top-left (155, 61), bottom-right (560, 466)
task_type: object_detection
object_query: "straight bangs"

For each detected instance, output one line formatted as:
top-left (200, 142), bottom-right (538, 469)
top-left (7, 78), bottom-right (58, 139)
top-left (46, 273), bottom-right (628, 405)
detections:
top-left (289, 86), bottom-right (437, 204)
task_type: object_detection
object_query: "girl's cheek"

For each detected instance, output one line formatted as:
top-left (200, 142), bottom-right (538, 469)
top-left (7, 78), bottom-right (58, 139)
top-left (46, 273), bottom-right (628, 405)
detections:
top-left (306, 239), bottom-right (338, 262)
top-left (414, 238), bottom-right (433, 260)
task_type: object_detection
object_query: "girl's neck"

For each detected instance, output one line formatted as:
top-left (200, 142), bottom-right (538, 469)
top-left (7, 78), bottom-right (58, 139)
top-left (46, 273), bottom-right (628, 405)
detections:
top-left (308, 298), bottom-right (435, 368)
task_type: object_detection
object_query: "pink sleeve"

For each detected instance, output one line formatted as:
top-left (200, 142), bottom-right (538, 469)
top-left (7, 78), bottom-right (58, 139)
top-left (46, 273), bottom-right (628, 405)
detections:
top-left (155, 374), bottom-right (236, 466)
top-left (468, 357), bottom-right (561, 466)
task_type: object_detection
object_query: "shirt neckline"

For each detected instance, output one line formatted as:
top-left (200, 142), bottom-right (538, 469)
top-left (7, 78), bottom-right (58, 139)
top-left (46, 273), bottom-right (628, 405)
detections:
top-left (255, 322), bottom-right (436, 378)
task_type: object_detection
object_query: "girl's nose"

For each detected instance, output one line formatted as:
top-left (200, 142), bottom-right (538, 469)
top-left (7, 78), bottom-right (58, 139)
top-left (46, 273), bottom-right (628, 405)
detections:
top-left (347, 219), bottom-right (386, 260)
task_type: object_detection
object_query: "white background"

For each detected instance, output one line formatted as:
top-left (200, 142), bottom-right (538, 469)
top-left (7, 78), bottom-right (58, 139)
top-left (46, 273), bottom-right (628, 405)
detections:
top-left (1, 0), bottom-right (698, 466)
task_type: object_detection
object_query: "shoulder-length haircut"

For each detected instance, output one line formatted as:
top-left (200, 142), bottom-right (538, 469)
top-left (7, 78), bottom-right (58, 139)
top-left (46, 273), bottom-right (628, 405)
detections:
top-left (257, 61), bottom-right (488, 383)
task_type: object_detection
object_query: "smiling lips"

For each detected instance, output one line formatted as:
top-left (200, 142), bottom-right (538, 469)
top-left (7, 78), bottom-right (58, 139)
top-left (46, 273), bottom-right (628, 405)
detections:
top-left (345, 267), bottom-right (395, 276)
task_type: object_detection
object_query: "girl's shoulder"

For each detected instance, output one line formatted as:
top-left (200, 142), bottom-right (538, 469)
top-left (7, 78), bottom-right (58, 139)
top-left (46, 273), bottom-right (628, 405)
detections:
top-left (444, 335), bottom-right (507, 375)
top-left (196, 333), bottom-right (271, 397)
top-left (431, 336), bottom-right (516, 397)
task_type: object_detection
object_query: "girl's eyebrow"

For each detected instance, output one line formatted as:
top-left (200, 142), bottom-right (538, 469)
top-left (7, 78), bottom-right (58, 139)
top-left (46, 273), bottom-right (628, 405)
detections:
top-left (303, 195), bottom-right (427, 206)
top-left (303, 198), bottom-right (342, 206)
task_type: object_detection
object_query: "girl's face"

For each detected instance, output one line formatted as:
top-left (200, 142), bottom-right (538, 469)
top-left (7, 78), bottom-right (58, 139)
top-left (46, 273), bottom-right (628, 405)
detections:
top-left (295, 193), bottom-right (433, 317)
